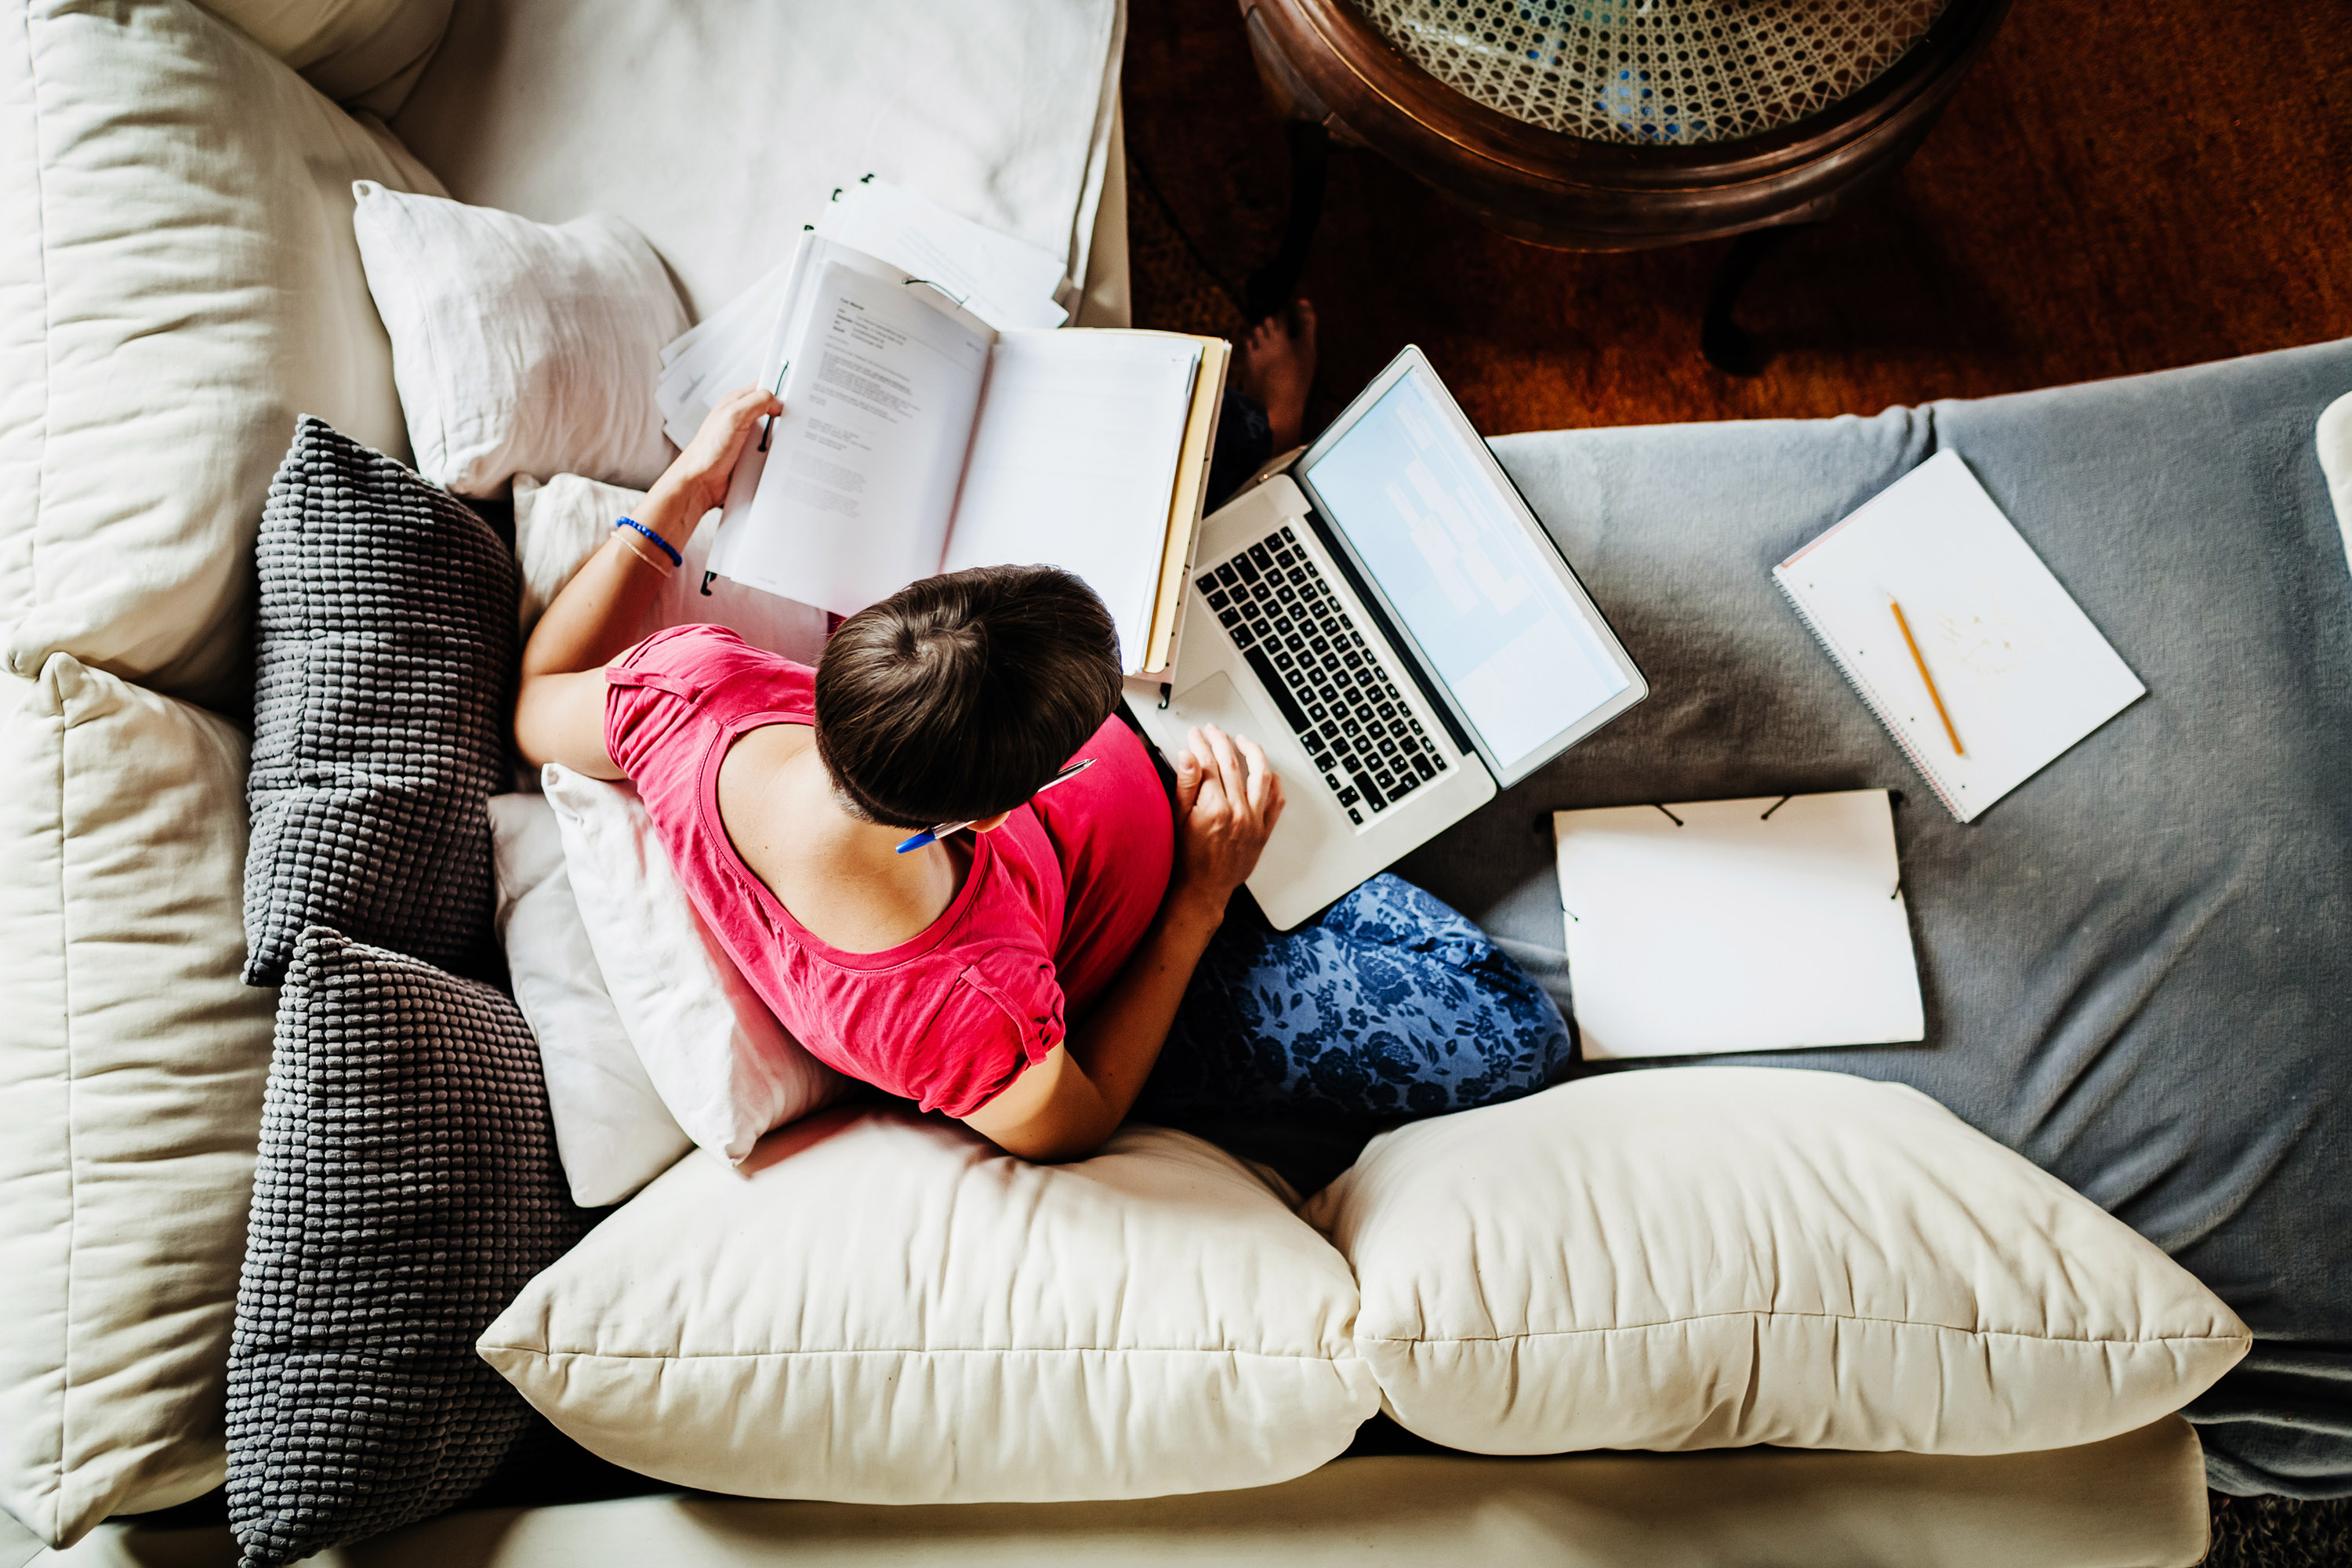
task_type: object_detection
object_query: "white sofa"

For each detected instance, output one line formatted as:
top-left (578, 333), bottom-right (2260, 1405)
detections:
top-left (0, 2), bottom-right (2236, 1563)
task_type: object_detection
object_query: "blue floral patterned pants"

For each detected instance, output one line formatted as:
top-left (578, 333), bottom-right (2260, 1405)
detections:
top-left (1135, 874), bottom-right (1573, 1123)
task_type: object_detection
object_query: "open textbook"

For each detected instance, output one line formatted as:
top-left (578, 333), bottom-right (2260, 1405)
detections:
top-left (656, 176), bottom-right (1069, 451)
top-left (707, 234), bottom-right (1227, 675)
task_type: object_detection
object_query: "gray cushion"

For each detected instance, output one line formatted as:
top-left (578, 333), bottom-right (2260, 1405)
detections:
top-left (227, 926), bottom-right (582, 1567)
top-left (242, 416), bottom-right (517, 986)
top-left (1401, 338), bottom-right (2352, 1497)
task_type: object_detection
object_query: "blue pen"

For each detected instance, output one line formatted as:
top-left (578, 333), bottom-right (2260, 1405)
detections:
top-left (895, 758), bottom-right (1096, 854)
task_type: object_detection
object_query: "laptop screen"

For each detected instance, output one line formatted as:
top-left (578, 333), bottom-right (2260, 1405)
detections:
top-left (1298, 357), bottom-right (1639, 782)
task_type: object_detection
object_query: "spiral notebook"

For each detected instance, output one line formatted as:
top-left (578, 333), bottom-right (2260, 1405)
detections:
top-left (1773, 451), bottom-right (2145, 822)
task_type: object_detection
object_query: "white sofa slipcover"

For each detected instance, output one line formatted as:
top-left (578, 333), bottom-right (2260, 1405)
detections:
top-left (15, 1416), bottom-right (2216, 1568)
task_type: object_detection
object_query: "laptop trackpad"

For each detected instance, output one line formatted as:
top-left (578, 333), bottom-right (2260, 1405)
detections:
top-left (1164, 670), bottom-right (1263, 745)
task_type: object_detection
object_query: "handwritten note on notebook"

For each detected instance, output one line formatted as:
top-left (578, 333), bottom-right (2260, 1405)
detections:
top-left (1553, 790), bottom-right (1925, 1059)
top-left (1773, 450), bottom-right (2146, 822)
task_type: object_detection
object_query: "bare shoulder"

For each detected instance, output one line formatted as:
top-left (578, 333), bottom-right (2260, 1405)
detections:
top-left (714, 722), bottom-right (816, 869)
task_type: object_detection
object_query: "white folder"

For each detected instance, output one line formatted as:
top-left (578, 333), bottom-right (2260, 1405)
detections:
top-left (1552, 789), bottom-right (1926, 1060)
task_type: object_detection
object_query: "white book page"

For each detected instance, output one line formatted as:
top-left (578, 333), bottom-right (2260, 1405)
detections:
top-left (712, 259), bottom-right (993, 616)
top-left (656, 256), bottom-right (794, 448)
top-left (1775, 450), bottom-right (2146, 822)
top-left (818, 178), bottom-right (1069, 332)
top-left (1554, 791), bottom-right (1926, 1059)
top-left (945, 332), bottom-right (1200, 671)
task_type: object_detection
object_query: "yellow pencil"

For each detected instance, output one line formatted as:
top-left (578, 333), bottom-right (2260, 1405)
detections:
top-left (1889, 600), bottom-right (1964, 757)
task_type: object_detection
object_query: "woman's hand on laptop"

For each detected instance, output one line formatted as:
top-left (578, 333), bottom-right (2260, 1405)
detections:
top-left (1170, 724), bottom-right (1284, 922)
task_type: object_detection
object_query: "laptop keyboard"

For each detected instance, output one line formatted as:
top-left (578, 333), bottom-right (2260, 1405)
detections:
top-left (1197, 525), bottom-right (1447, 826)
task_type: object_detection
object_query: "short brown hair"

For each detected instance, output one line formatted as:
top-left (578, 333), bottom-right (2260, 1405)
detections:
top-left (815, 565), bottom-right (1123, 830)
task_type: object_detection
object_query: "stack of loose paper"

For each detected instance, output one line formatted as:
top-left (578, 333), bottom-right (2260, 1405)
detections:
top-left (655, 177), bottom-right (1069, 448)
top-left (1552, 789), bottom-right (1926, 1060)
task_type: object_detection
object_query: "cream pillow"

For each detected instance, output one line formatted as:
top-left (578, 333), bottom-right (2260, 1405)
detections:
top-left (1306, 1067), bottom-right (2251, 1459)
top-left (488, 793), bottom-right (691, 1208)
top-left (481, 1110), bottom-right (1380, 1502)
top-left (351, 184), bottom-right (686, 497)
top-left (510, 474), bottom-right (828, 658)
top-left (194, 0), bottom-right (454, 111)
top-left (0, 0), bottom-right (444, 707)
top-left (540, 764), bottom-right (844, 1163)
top-left (0, 655), bottom-right (276, 1548)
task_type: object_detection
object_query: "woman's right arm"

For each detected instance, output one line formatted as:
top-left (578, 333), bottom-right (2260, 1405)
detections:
top-left (964, 724), bottom-right (1283, 1163)
top-left (513, 386), bottom-right (779, 777)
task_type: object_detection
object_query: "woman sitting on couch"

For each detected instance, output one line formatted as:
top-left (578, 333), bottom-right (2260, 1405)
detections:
top-left (514, 322), bottom-right (1569, 1163)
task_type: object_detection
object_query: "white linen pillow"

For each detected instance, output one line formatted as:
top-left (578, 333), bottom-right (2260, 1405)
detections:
top-left (2318, 391), bottom-right (2352, 587)
top-left (510, 474), bottom-right (829, 659)
top-left (1, 0), bottom-right (442, 707)
top-left (488, 793), bottom-right (691, 1207)
top-left (480, 1109), bottom-right (1380, 1503)
top-left (1306, 1067), bottom-right (2251, 1460)
top-left (350, 183), bottom-right (686, 496)
top-left (0, 655), bottom-right (278, 1547)
top-left (540, 764), bottom-right (843, 1163)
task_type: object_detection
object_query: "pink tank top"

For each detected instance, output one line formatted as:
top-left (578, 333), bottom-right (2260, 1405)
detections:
top-left (604, 625), bottom-right (1174, 1117)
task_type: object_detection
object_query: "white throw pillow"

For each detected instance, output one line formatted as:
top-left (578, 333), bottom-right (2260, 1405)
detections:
top-left (1, 0), bottom-right (443, 706)
top-left (480, 1110), bottom-right (1379, 1502)
top-left (488, 793), bottom-right (691, 1207)
top-left (351, 183), bottom-right (686, 497)
top-left (0, 655), bottom-right (277, 1547)
top-left (1306, 1068), bottom-right (2251, 1459)
top-left (540, 764), bottom-right (843, 1163)
top-left (510, 474), bottom-right (829, 659)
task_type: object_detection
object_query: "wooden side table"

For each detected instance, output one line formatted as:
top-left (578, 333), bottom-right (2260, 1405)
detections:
top-left (1237, 0), bottom-right (2012, 372)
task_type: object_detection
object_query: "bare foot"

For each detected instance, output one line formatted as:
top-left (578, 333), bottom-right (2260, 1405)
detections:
top-left (1238, 299), bottom-right (1317, 452)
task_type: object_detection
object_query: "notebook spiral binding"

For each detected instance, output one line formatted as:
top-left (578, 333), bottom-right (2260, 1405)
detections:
top-left (1770, 572), bottom-right (1964, 820)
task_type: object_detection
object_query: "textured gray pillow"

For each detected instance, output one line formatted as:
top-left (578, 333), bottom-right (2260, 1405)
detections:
top-left (242, 416), bottom-right (518, 986)
top-left (227, 926), bottom-right (583, 1568)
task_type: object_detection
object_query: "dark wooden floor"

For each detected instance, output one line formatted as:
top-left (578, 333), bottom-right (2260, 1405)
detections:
top-left (1123, 0), bottom-right (2352, 438)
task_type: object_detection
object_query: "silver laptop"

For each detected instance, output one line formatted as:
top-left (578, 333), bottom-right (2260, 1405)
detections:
top-left (1129, 346), bottom-right (1648, 929)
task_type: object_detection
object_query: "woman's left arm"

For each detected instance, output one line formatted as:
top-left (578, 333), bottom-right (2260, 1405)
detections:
top-left (514, 386), bottom-right (780, 777)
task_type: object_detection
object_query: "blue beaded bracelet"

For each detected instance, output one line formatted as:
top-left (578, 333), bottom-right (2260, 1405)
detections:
top-left (615, 516), bottom-right (682, 569)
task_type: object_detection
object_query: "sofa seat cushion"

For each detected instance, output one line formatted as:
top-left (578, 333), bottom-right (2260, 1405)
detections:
top-left (0, 0), bottom-right (443, 707)
top-left (481, 1110), bottom-right (1380, 1504)
top-left (1306, 1067), bottom-right (2249, 1459)
top-left (0, 654), bottom-right (276, 1548)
